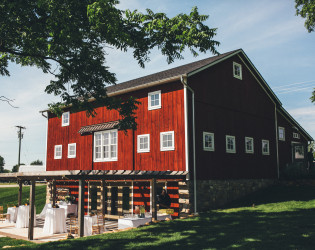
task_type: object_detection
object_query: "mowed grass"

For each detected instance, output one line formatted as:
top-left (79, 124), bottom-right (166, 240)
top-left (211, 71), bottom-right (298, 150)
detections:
top-left (0, 185), bottom-right (47, 213)
top-left (3, 185), bottom-right (315, 249)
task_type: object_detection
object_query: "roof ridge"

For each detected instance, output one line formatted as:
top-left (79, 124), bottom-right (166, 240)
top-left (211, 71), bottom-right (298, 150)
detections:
top-left (106, 49), bottom-right (241, 94)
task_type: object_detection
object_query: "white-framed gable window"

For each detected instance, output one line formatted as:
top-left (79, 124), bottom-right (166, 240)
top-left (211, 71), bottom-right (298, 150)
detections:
top-left (233, 62), bottom-right (242, 80)
top-left (137, 134), bottom-right (150, 153)
top-left (278, 127), bottom-right (285, 141)
top-left (245, 137), bottom-right (254, 153)
top-left (203, 132), bottom-right (214, 151)
top-left (226, 135), bottom-right (236, 153)
top-left (160, 131), bottom-right (175, 151)
top-left (68, 143), bottom-right (76, 158)
top-left (94, 129), bottom-right (118, 162)
top-left (262, 140), bottom-right (270, 155)
top-left (54, 145), bottom-right (62, 159)
top-left (62, 111), bottom-right (70, 126)
top-left (148, 90), bottom-right (161, 110)
top-left (293, 132), bottom-right (300, 139)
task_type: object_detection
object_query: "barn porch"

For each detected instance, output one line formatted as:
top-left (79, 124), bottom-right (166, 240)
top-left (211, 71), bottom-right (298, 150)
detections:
top-left (0, 170), bottom-right (188, 241)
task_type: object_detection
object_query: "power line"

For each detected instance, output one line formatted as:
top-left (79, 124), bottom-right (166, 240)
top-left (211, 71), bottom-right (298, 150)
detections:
top-left (273, 80), bottom-right (315, 90)
top-left (277, 86), bottom-right (315, 94)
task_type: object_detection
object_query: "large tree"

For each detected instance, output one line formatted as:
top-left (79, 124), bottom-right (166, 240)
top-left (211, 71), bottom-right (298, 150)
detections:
top-left (0, 155), bottom-right (4, 173)
top-left (0, 0), bottom-right (219, 129)
top-left (295, 0), bottom-right (315, 103)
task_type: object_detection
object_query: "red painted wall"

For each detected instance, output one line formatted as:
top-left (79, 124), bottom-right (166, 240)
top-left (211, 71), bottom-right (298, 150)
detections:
top-left (189, 54), bottom-right (278, 180)
top-left (46, 81), bottom-right (186, 172)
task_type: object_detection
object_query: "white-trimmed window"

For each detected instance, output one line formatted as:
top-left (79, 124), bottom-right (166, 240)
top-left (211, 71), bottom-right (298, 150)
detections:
top-left (226, 135), bottom-right (236, 153)
top-left (54, 145), bottom-right (62, 159)
top-left (160, 131), bottom-right (175, 151)
top-left (233, 62), bottom-right (242, 80)
top-left (293, 132), bottom-right (300, 139)
top-left (68, 143), bottom-right (76, 158)
top-left (94, 129), bottom-right (118, 162)
top-left (245, 137), bottom-right (254, 153)
top-left (148, 90), bottom-right (161, 110)
top-left (294, 145), bottom-right (304, 159)
top-left (62, 111), bottom-right (70, 126)
top-left (278, 127), bottom-right (285, 141)
top-left (262, 140), bottom-right (270, 155)
top-left (137, 134), bottom-right (150, 153)
top-left (203, 132), bottom-right (214, 151)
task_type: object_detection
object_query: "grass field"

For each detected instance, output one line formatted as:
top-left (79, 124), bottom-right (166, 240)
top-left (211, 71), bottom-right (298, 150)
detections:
top-left (0, 185), bottom-right (47, 213)
top-left (1, 184), bottom-right (315, 249)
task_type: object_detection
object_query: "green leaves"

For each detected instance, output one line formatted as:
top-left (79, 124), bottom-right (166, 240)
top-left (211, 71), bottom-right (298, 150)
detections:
top-left (0, 0), bottom-right (219, 129)
top-left (295, 0), bottom-right (315, 33)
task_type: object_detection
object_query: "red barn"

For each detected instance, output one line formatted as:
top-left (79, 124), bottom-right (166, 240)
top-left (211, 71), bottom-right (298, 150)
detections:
top-left (43, 49), bottom-right (313, 215)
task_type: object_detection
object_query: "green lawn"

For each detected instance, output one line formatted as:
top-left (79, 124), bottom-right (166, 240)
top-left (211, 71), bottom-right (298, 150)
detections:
top-left (2, 185), bottom-right (315, 249)
top-left (0, 185), bottom-right (47, 213)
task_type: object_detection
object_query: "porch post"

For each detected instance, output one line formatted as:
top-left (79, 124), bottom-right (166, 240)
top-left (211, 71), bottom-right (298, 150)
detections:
top-left (52, 179), bottom-right (56, 206)
top-left (18, 180), bottom-right (22, 206)
top-left (101, 179), bottom-right (106, 215)
top-left (28, 180), bottom-right (36, 240)
top-left (151, 178), bottom-right (157, 221)
top-left (78, 178), bottom-right (85, 237)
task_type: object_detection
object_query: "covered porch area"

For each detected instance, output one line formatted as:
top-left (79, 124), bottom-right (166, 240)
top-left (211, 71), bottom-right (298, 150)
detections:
top-left (0, 170), bottom-right (188, 241)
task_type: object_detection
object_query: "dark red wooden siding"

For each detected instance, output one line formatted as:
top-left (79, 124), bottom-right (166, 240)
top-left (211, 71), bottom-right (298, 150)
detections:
top-left (46, 81), bottom-right (186, 172)
top-left (189, 55), bottom-right (278, 180)
top-left (277, 111), bottom-right (308, 170)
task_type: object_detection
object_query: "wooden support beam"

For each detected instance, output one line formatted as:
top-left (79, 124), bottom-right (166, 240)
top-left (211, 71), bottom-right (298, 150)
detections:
top-left (52, 179), bottom-right (56, 206)
top-left (101, 179), bottom-right (106, 215)
top-left (78, 178), bottom-right (85, 237)
top-left (18, 181), bottom-right (22, 206)
top-left (28, 180), bottom-right (36, 240)
top-left (151, 178), bottom-right (157, 221)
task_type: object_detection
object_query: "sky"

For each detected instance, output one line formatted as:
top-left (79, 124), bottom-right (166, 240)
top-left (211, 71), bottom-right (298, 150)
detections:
top-left (1, 0), bottom-right (314, 170)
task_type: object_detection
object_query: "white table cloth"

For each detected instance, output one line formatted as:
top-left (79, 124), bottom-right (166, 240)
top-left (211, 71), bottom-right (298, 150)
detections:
top-left (40, 203), bottom-right (77, 219)
top-left (84, 215), bottom-right (98, 236)
top-left (118, 214), bottom-right (172, 229)
top-left (6, 207), bottom-right (18, 223)
top-left (59, 204), bottom-right (78, 217)
top-left (15, 205), bottom-right (36, 228)
top-left (43, 208), bottom-right (67, 235)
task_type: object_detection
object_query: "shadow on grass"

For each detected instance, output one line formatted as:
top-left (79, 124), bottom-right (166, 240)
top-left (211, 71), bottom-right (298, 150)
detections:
top-left (13, 207), bottom-right (315, 250)
top-left (225, 185), bottom-right (315, 208)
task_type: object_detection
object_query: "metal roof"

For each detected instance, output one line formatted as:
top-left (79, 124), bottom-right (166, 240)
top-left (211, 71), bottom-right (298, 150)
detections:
top-left (78, 121), bottom-right (119, 134)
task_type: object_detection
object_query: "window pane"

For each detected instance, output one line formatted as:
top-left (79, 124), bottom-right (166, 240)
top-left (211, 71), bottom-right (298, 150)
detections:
top-left (104, 133), bottom-right (109, 145)
top-left (111, 145), bottom-right (116, 157)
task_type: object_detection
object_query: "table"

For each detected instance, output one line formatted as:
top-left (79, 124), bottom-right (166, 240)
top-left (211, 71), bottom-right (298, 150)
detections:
top-left (15, 205), bottom-right (36, 228)
top-left (118, 214), bottom-right (172, 229)
top-left (43, 208), bottom-right (67, 235)
top-left (58, 204), bottom-right (78, 217)
top-left (40, 203), bottom-right (78, 219)
top-left (6, 207), bottom-right (18, 223)
top-left (84, 215), bottom-right (98, 236)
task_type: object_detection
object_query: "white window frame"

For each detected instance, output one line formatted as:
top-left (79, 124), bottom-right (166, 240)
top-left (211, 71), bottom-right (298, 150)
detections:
top-left (262, 140), bottom-right (270, 155)
top-left (278, 127), bottom-right (285, 141)
top-left (226, 135), bottom-right (236, 153)
top-left (148, 90), bottom-right (161, 110)
top-left (203, 132), bottom-right (215, 151)
top-left (160, 131), bottom-right (175, 151)
top-left (94, 129), bottom-right (118, 162)
top-left (233, 62), bottom-right (242, 80)
top-left (61, 111), bottom-right (70, 127)
top-left (137, 134), bottom-right (150, 153)
top-left (68, 143), bottom-right (76, 158)
top-left (293, 132), bottom-right (300, 139)
top-left (245, 137), bottom-right (254, 154)
top-left (54, 145), bottom-right (62, 159)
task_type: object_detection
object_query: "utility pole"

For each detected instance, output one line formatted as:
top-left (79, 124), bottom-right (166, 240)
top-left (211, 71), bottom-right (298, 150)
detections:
top-left (16, 126), bottom-right (26, 168)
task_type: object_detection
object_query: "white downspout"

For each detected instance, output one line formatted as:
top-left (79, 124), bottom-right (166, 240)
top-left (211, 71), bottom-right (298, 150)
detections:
top-left (275, 106), bottom-right (280, 179)
top-left (181, 75), bottom-right (197, 214)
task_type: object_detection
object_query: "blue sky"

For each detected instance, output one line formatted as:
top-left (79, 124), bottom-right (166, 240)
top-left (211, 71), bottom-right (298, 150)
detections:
top-left (1, 0), bottom-right (314, 170)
